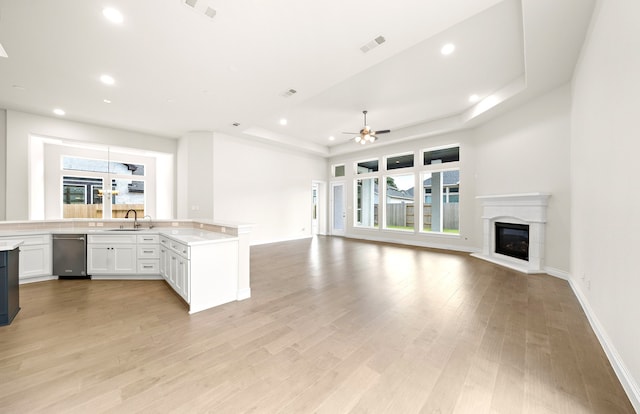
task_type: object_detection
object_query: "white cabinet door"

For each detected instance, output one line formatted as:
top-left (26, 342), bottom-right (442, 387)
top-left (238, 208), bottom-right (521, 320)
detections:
top-left (159, 247), bottom-right (168, 279)
top-left (88, 244), bottom-right (136, 274)
top-left (112, 245), bottom-right (137, 274)
top-left (19, 244), bottom-right (52, 279)
top-left (175, 255), bottom-right (189, 302)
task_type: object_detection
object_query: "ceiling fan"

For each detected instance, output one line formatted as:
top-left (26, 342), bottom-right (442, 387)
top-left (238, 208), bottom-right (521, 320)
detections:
top-left (343, 110), bottom-right (390, 145)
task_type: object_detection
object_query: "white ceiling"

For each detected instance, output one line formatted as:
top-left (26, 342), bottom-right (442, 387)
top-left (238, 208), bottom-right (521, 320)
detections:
top-left (0, 0), bottom-right (595, 157)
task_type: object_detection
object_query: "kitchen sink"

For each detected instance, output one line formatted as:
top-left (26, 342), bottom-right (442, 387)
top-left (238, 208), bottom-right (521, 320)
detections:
top-left (107, 228), bottom-right (145, 232)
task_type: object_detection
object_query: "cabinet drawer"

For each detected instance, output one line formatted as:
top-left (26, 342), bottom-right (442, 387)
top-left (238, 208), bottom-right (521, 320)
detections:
top-left (169, 241), bottom-right (189, 258)
top-left (0, 234), bottom-right (50, 246)
top-left (137, 245), bottom-right (159, 259)
top-left (88, 234), bottom-right (137, 244)
top-left (137, 260), bottom-right (159, 274)
top-left (137, 234), bottom-right (159, 244)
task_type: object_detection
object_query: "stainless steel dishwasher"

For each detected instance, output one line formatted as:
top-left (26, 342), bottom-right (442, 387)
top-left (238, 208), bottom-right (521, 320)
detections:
top-left (52, 234), bottom-right (88, 278)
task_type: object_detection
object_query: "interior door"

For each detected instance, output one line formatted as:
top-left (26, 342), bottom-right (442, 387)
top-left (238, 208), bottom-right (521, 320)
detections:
top-left (331, 182), bottom-right (346, 236)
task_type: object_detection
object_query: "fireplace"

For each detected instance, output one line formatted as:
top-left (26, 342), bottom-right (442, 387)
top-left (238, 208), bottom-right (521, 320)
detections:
top-left (495, 222), bottom-right (529, 261)
top-left (472, 193), bottom-right (550, 274)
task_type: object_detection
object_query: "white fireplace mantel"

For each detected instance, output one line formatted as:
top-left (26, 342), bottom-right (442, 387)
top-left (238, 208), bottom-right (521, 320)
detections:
top-left (472, 193), bottom-right (550, 273)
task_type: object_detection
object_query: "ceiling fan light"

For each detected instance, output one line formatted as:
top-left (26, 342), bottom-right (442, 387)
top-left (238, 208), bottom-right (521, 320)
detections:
top-left (355, 136), bottom-right (361, 143)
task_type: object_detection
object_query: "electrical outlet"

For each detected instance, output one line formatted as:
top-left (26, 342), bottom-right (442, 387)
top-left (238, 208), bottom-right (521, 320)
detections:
top-left (88, 222), bottom-right (96, 227)
top-left (221, 227), bottom-right (226, 233)
top-left (199, 223), bottom-right (203, 228)
top-left (96, 222), bottom-right (104, 227)
top-left (172, 222), bottom-right (179, 227)
top-left (586, 279), bottom-right (591, 290)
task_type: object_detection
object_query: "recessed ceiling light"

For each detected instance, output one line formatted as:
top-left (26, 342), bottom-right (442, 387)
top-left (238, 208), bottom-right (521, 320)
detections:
top-left (328, 136), bottom-right (335, 141)
top-left (103, 99), bottom-right (112, 104)
top-left (469, 94), bottom-right (479, 103)
top-left (100, 74), bottom-right (115, 85)
top-left (53, 108), bottom-right (65, 116)
top-left (102, 7), bottom-right (124, 24)
top-left (279, 118), bottom-right (287, 126)
top-left (441, 43), bottom-right (455, 56)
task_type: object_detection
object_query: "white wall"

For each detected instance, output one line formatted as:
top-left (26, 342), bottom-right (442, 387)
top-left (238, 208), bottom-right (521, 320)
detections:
top-left (473, 85), bottom-right (572, 274)
top-left (571, 0), bottom-right (640, 408)
top-left (212, 133), bottom-right (327, 245)
top-left (4, 110), bottom-right (177, 220)
top-left (176, 131), bottom-right (215, 219)
top-left (328, 85), bottom-right (572, 274)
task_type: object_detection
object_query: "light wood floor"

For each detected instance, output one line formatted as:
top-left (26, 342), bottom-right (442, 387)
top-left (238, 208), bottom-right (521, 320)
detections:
top-left (0, 236), bottom-right (634, 413)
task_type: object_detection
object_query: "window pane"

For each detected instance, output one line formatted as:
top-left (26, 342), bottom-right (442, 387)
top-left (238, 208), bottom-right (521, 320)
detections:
top-left (385, 174), bottom-right (414, 231)
top-left (423, 147), bottom-right (459, 165)
top-left (334, 164), bottom-right (345, 177)
top-left (63, 156), bottom-right (109, 173)
top-left (111, 178), bottom-right (145, 219)
top-left (355, 178), bottom-right (378, 228)
top-left (387, 154), bottom-right (414, 170)
top-left (422, 169), bottom-right (459, 234)
top-left (62, 176), bottom-right (103, 218)
top-left (356, 160), bottom-right (379, 174)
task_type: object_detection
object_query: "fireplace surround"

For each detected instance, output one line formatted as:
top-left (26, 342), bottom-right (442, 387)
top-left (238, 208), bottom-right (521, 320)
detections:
top-left (472, 193), bottom-right (550, 273)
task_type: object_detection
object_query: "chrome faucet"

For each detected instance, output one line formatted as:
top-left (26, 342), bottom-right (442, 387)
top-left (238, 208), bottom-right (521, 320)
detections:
top-left (125, 209), bottom-right (139, 229)
top-left (143, 215), bottom-right (154, 229)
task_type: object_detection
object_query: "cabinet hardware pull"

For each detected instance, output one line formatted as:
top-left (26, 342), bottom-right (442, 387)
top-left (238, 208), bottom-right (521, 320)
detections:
top-left (143, 250), bottom-right (153, 253)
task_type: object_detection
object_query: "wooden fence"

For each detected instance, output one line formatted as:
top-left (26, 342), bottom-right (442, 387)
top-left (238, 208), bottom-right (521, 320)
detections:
top-left (63, 204), bottom-right (144, 219)
top-left (383, 203), bottom-right (459, 230)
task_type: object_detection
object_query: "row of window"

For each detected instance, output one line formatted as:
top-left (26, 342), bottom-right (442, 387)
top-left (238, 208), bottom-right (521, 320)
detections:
top-left (333, 146), bottom-right (460, 177)
top-left (354, 169), bottom-right (460, 234)
top-left (336, 145), bottom-right (460, 235)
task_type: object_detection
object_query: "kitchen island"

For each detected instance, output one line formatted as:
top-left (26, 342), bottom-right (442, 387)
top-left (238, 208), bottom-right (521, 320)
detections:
top-left (0, 220), bottom-right (252, 315)
top-left (0, 240), bottom-right (22, 325)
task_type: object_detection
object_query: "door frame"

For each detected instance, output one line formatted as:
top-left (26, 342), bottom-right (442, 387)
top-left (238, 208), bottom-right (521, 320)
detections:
top-left (330, 181), bottom-right (346, 236)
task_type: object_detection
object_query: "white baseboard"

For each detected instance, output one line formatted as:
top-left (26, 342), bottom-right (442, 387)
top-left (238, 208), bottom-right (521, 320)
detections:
top-left (544, 266), bottom-right (569, 280)
top-left (568, 277), bottom-right (640, 412)
top-left (237, 288), bottom-right (251, 301)
top-left (251, 235), bottom-right (312, 246)
top-left (19, 275), bottom-right (57, 284)
top-left (90, 274), bottom-right (163, 281)
top-left (344, 233), bottom-right (477, 253)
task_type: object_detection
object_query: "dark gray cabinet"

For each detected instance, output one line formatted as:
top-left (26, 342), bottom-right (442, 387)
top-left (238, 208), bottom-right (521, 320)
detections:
top-left (0, 248), bottom-right (20, 326)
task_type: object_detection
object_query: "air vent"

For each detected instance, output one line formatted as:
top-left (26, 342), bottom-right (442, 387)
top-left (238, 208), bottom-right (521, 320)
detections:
top-left (181, 0), bottom-right (216, 20)
top-left (360, 35), bottom-right (386, 54)
top-left (281, 88), bottom-right (297, 98)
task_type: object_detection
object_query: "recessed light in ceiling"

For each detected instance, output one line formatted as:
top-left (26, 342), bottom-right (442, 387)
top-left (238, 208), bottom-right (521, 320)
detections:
top-left (102, 7), bottom-right (124, 24)
top-left (441, 43), bottom-right (455, 56)
top-left (103, 99), bottom-right (112, 104)
top-left (279, 118), bottom-right (287, 126)
top-left (469, 94), bottom-right (479, 103)
top-left (53, 108), bottom-right (65, 116)
top-left (328, 136), bottom-right (335, 141)
top-left (100, 74), bottom-right (115, 85)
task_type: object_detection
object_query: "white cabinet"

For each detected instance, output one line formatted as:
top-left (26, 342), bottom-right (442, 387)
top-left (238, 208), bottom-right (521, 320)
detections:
top-left (160, 236), bottom-right (190, 302)
top-left (87, 234), bottom-right (137, 275)
top-left (0, 235), bottom-right (52, 280)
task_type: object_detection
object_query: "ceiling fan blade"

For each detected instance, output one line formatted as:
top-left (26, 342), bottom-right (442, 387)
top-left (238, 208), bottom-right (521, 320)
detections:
top-left (342, 131), bottom-right (360, 134)
top-left (373, 129), bottom-right (391, 135)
